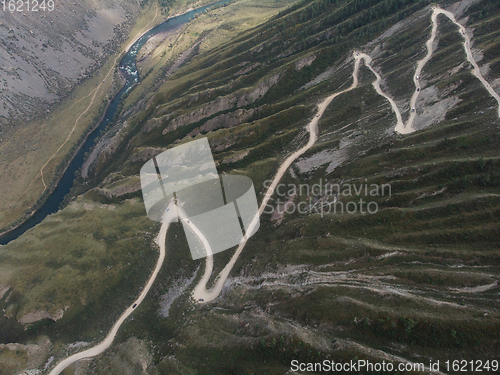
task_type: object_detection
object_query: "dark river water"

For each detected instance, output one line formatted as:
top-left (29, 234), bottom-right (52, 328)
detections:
top-left (0, 1), bottom-right (229, 245)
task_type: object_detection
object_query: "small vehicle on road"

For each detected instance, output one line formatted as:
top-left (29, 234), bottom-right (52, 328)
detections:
top-left (132, 304), bottom-right (137, 308)
top-left (316, 114), bottom-right (320, 118)
top-left (198, 298), bottom-right (204, 302)
top-left (417, 88), bottom-right (420, 91)
top-left (411, 108), bottom-right (415, 112)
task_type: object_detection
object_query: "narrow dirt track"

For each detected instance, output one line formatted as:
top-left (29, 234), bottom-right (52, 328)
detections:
top-left (192, 52), bottom-right (366, 303)
top-left (191, 4), bottom-right (500, 302)
top-left (405, 6), bottom-right (500, 132)
top-left (47, 4), bottom-right (500, 373)
top-left (48, 203), bottom-right (175, 375)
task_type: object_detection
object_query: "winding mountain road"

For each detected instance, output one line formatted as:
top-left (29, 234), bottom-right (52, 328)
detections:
top-left (192, 52), bottom-right (366, 303)
top-left (358, 53), bottom-right (405, 131)
top-left (192, 5), bottom-right (500, 301)
top-left (405, 6), bottom-right (500, 132)
top-left (432, 6), bottom-right (500, 117)
top-left (48, 204), bottom-right (176, 375)
top-left (48, 4), bottom-right (500, 373)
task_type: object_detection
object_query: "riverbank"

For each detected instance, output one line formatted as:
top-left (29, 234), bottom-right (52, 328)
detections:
top-left (0, 3), bottom-right (164, 241)
top-left (0, 0), bottom-right (233, 242)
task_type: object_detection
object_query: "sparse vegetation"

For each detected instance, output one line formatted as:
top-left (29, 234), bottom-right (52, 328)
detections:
top-left (1, 0), bottom-right (500, 373)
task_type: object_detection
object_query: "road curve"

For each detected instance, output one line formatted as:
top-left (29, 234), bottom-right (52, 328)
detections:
top-left (434, 6), bottom-right (500, 117)
top-left (191, 4), bottom-right (500, 301)
top-left (405, 7), bottom-right (440, 132)
top-left (406, 6), bottom-right (500, 132)
top-left (48, 204), bottom-right (176, 375)
top-left (192, 53), bottom-right (365, 303)
top-left (48, 5), bottom-right (500, 370)
top-left (358, 53), bottom-right (405, 131)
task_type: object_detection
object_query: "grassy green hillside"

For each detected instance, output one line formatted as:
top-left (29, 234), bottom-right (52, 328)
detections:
top-left (1, 0), bottom-right (499, 373)
top-left (88, 0), bottom-right (500, 372)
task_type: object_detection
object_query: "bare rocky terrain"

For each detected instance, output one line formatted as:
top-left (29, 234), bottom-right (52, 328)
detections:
top-left (0, 0), bottom-right (140, 125)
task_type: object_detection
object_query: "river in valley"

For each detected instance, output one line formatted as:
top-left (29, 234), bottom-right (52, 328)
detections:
top-left (0, 1), bottom-right (229, 245)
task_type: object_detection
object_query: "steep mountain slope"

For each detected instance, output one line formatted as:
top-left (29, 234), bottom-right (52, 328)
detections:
top-left (85, 0), bottom-right (500, 372)
top-left (1, 0), bottom-right (499, 373)
top-left (0, 0), bottom-right (153, 235)
top-left (0, 0), bottom-right (140, 122)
